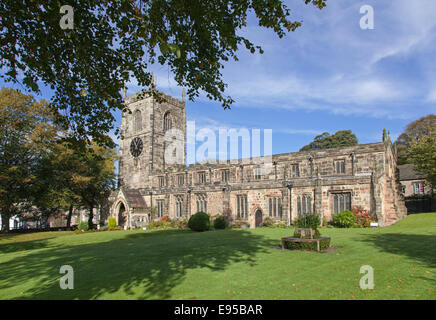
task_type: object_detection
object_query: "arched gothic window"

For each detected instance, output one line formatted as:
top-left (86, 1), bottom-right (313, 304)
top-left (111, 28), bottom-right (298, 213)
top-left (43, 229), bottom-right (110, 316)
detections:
top-left (297, 195), bottom-right (312, 217)
top-left (163, 112), bottom-right (172, 131)
top-left (333, 193), bottom-right (351, 214)
top-left (134, 110), bottom-right (142, 132)
top-left (196, 193), bottom-right (207, 213)
top-left (175, 195), bottom-right (184, 218)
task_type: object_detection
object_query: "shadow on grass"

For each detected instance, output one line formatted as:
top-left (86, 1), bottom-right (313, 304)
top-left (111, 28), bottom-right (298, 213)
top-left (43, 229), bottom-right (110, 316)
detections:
top-left (0, 229), bottom-right (277, 300)
top-left (360, 233), bottom-right (436, 269)
top-left (0, 238), bottom-right (55, 254)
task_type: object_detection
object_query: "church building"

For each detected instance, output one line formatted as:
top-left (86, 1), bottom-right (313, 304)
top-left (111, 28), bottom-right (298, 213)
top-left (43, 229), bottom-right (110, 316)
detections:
top-left (110, 90), bottom-right (407, 228)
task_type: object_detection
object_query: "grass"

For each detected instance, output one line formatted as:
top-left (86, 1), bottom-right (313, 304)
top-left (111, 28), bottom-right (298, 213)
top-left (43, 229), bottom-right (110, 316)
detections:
top-left (0, 213), bottom-right (435, 300)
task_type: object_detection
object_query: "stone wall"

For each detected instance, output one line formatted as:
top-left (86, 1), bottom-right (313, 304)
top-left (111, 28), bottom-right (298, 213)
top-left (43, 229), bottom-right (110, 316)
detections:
top-left (113, 92), bottom-right (407, 228)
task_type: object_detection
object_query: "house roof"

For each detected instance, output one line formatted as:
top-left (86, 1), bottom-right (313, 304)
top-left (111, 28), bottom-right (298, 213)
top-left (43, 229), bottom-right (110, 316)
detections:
top-left (398, 164), bottom-right (425, 181)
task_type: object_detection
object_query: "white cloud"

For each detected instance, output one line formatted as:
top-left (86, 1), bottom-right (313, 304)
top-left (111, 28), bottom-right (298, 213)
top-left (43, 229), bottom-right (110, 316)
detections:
top-left (426, 87), bottom-right (436, 103)
top-left (123, 0), bottom-right (436, 122)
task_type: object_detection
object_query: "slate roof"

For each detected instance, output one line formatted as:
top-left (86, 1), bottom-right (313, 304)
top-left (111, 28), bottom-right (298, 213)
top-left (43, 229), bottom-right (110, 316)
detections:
top-left (398, 164), bottom-right (425, 181)
top-left (122, 189), bottom-right (147, 208)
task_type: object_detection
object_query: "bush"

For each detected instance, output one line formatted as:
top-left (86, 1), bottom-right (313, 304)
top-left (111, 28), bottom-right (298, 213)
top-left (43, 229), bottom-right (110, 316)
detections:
top-left (277, 220), bottom-right (287, 228)
top-left (160, 220), bottom-right (172, 229)
top-left (147, 221), bottom-right (158, 230)
top-left (174, 219), bottom-right (188, 229)
top-left (293, 213), bottom-right (321, 230)
top-left (261, 217), bottom-right (275, 227)
top-left (283, 238), bottom-right (330, 251)
top-left (233, 221), bottom-right (249, 228)
top-left (160, 216), bottom-right (171, 223)
top-left (352, 207), bottom-right (375, 228)
top-left (108, 217), bottom-right (117, 229)
top-left (188, 212), bottom-right (210, 232)
top-left (77, 221), bottom-right (89, 231)
top-left (332, 210), bottom-right (355, 228)
top-left (294, 228), bottom-right (321, 239)
top-left (213, 215), bottom-right (226, 229)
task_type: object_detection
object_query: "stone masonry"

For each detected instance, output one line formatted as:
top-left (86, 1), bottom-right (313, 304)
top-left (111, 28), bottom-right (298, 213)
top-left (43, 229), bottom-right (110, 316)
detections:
top-left (110, 91), bottom-right (407, 228)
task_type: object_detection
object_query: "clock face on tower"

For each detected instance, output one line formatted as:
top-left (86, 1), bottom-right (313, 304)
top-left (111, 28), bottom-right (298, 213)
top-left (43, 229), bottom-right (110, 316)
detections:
top-left (130, 137), bottom-right (143, 157)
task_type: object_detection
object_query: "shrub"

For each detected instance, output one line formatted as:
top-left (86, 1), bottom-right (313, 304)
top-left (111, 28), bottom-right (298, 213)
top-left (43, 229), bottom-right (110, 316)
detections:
top-left (277, 220), bottom-right (287, 228)
top-left (147, 221), bottom-right (158, 230)
top-left (283, 238), bottom-right (330, 251)
top-left (159, 220), bottom-right (171, 229)
top-left (77, 221), bottom-right (89, 231)
top-left (169, 220), bottom-right (178, 228)
top-left (160, 216), bottom-right (171, 223)
top-left (108, 217), bottom-right (117, 229)
top-left (332, 210), bottom-right (355, 228)
top-left (352, 207), bottom-right (375, 228)
top-left (261, 217), bottom-right (275, 227)
top-left (213, 215), bottom-right (226, 229)
top-left (233, 221), bottom-right (249, 228)
top-left (294, 228), bottom-right (321, 239)
top-left (293, 213), bottom-right (321, 230)
top-left (188, 212), bottom-right (210, 232)
top-left (174, 219), bottom-right (188, 229)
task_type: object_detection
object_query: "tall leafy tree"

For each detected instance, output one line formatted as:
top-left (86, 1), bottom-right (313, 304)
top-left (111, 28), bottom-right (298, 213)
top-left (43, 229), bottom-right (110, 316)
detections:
top-left (300, 130), bottom-right (358, 152)
top-left (1, 87), bottom-right (118, 231)
top-left (0, 87), bottom-right (53, 231)
top-left (32, 141), bottom-right (84, 229)
top-left (395, 114), bottom-right (436, 165)
top-left (0, 0), bottom-right (327, 145)
top-left (72, 143), bottom-right (117, 229)
top-left (408, 133), bottom-right (436, 190)
top-left (32, 138), bottom-right (117, 230)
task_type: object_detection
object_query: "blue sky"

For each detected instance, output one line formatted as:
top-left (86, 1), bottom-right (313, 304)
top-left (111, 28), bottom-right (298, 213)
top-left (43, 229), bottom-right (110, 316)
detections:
top-left (2, 0), bottom-right (435, 163)
top-left (134, 0), bottom-right (436, 159)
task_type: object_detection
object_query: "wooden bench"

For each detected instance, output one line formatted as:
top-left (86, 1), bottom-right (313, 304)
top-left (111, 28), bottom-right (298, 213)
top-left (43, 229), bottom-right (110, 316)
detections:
top-left (281, 236), bottom-right (331, 252)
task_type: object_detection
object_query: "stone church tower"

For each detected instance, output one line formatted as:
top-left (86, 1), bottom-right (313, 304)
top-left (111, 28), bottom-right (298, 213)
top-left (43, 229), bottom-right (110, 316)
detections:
top-left (118, 90), bottom-right (186, 189)
top-left (111, 89), bottom-right (406, 229)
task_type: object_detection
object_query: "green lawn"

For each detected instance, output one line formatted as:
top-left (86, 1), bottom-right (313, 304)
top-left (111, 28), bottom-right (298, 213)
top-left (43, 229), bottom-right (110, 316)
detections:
top-left (0, 213), bottom-right (435, 300)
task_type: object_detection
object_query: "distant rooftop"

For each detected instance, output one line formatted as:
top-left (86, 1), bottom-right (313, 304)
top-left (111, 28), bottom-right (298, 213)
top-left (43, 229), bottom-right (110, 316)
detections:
top-left (398, 164), bottom-right (425, 181)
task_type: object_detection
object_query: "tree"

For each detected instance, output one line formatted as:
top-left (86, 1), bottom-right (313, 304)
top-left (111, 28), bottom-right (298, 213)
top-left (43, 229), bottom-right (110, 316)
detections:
top-left (32, 141), bottom-right (84, 229)
top-left (395, 114), bottom-right (436, 165)
top-left (408, 133), bottom-right (436, 189)
top-left (72, 143), bottom-right (117, 229)
top-left (0, 87), bottom-right (54, 231)
top-left (300, 130), bottom-right (358, 152)
top-left (0, 0), bottom-right (327, 145)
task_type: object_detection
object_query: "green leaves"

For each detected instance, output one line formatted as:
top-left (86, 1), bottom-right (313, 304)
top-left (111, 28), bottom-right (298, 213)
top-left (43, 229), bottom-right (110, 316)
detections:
top-left (408, 133), bottom-right (436, 189)
top-left (300, 130), bottom-right (358, 151)
top-left (0, 0), bottom-right (327, 146)
top-left (395, 114), bottom-right (435, 165)
top-left (159, 37), bottom-right (182, 59)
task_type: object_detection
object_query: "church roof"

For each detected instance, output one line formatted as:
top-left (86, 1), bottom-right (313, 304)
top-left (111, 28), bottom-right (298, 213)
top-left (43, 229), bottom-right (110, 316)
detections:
top-left (122, 188), bottom-right (147, 208)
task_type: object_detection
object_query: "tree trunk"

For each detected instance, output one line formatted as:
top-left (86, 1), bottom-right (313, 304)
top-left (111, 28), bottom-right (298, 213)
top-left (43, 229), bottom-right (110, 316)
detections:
top-left (1, 212), bottom-right (10, 233)
top-left (66, 204), bottom-right (73, 230)
top-left (88, 205), bottom-right (94, 230)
